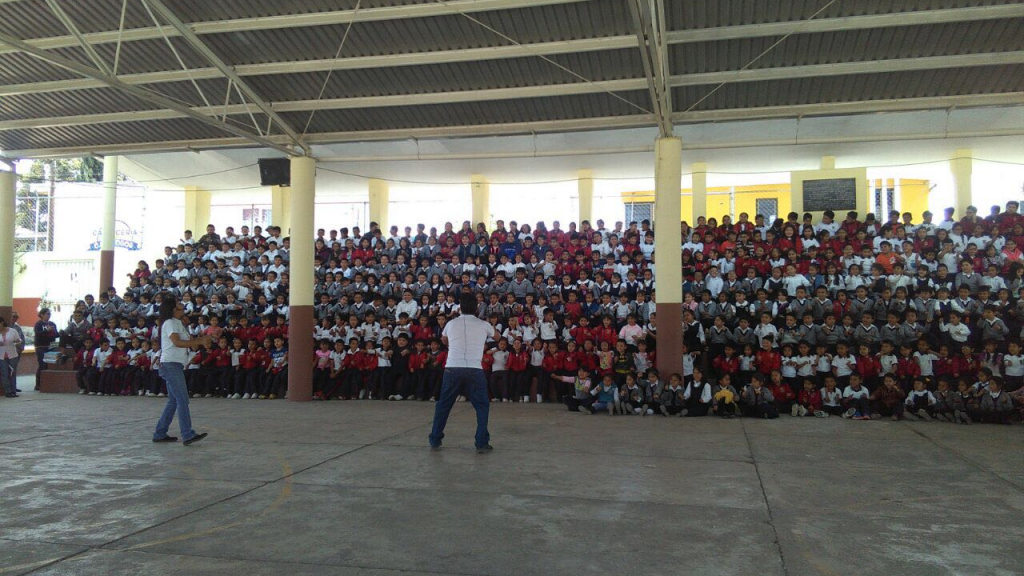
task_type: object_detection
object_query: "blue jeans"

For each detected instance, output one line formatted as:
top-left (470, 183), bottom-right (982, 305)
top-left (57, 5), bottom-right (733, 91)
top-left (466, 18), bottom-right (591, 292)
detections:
top-left (429, 368), bottom-right (490, 449)
top-left (154, 362), bottom-right (197, 441)
top-left (0, 358), bottom-right (14, 394)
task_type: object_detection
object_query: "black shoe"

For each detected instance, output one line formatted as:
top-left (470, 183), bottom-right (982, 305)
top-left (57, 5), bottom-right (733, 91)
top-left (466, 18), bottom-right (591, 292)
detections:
top-left (152, 436), bottom-right (178, 443)
top-left (15, 388), bottom-right (22, 392)
top-left (430, 444), bottom-right (442, 452)
top-left (183, 432), bottom-right (208, 446)
top-left (476, 444), bottom-right (494, 454)
top-left (5, 392), bottom-right (18, 398)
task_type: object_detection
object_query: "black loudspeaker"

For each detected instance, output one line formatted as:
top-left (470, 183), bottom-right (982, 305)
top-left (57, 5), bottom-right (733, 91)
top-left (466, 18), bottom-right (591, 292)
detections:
top-left (258, 158), bottom-right (290, 186)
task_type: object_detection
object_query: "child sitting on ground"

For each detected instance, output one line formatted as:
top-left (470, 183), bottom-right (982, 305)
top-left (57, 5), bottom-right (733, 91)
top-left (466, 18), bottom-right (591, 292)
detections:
top-left (712, 374), bottom-right (740, 418)
top-left (739, 373), bottom-right (778, 419)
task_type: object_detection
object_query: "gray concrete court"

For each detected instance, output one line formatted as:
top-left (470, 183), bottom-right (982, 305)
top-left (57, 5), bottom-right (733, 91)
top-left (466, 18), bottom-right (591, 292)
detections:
top-left (2, 375), bottom-right (1023, 576)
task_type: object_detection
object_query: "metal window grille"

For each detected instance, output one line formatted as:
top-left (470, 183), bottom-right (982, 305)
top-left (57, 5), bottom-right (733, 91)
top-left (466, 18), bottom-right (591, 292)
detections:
top-left (625, 202), bottom-right (653, 225)
top-left (755, 198), bottom-right (778, 223)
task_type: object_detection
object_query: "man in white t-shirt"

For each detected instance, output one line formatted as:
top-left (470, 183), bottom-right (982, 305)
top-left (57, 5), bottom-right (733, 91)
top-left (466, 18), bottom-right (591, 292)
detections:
top-left (429, 292), bottom-right (500, 453)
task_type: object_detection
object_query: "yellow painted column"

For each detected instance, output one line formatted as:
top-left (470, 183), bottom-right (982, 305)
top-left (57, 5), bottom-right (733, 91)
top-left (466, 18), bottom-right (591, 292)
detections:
top-left (368, 178), bottom-right (389, 232)
top-left (0, 169), bottom-right (14, 323)
top-left (287, 156), bottom-right (315, 402)
top-left (654, 137), bottom-right (683, 379)
top-left (471, 174), bottom-right (490, 229)
top-left (271, 185), bottom-right (292, 235)
top-left (820, 155), bottom-right (836, 170)
top-left (99, 156), bottom-right (118, 293)
top-left (183, 185), bottom-right (211, 236)
top-left (951, 148), bottom-right (973, 219)
top-left (691, 162), bottom-right (707, 223)
top-left (577, 169), bottom-right (594, 225)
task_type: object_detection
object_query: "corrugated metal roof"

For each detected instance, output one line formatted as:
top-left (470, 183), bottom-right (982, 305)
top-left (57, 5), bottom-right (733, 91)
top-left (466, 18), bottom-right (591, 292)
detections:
top-left (669, 19), bottom-right (1024, 74)
top-left (0, 0), bottom-right (1020, 154)
top-left (672, 64), bottom-right (1024, 110)
top-left (280, 91), bottom-right (652, 133)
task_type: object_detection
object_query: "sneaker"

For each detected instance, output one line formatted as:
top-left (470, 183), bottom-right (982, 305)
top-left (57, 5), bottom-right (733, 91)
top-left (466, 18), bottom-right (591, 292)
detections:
top-left (429, 396), bottom-right (436, 402)
top-left (387, 395), bottom-right (395, 401)
top-left (395, 394), bottom-right (403, 401)
top-left (268, 394), bottom-right (277, 400)
top-left (522, 396), bottom-right (528, 403)
top-left (678, 409), bottom-right (688, 417)
top-left (456, 396), bottom-right (465, 402)
top-left (607, 403), bottom-right (615, 415)
top-left (536, 394), bottom-right (543, 403)
top-left (232, 393), bottom-right (242, 399)
top-left (242, 393), bottom-right (251, 399)
top-left (634, 408), bottom-right (642, 415)
top-left (78, 390), bottom-right (86, 395)
top-left (870, 413), bottom-right (881, 420)
top-left (644, 408), bottom-right (653, 416)
top-left (791, 404), bottom-right (799, 417)
top-left (158, 393), bottom-right (166, 397)
top-left (814, 410), bottom-right (829, 418)
top-left (138, 390), bottom-right (145, 396)
top-left (88, 392), bottom-right (96, 395)
top-left (904, 411), bottom-right (920, 421)
top-left (798, 406), bottom-right (808, 417)
top-left (578, 406), bottom-right (590, 414)
top-left (204, 394), bottom-right (213, 398)
top-left (358, 390), bottom-right (367, 400)
top-left (183, 432), bottom-right (208, 446)
top-left (842, 408), bottom-right (856, 419)
top-left (916, 409), bottom-right (932, 421)
top-left (660, 405), bottom-right (669, 416)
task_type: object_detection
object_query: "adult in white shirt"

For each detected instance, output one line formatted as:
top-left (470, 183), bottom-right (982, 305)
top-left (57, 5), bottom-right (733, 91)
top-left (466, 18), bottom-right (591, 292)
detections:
top-left (429, 293), bottom-right (500, 453)
top-left (154, 296), bottom-right (211, 445)
top-left (0, 317), bottom-right (22, 397)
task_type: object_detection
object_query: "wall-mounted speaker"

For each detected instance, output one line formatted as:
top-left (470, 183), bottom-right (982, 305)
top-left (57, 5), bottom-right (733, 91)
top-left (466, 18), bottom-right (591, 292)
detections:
top-left (258, 158), bottom-right (290, 186)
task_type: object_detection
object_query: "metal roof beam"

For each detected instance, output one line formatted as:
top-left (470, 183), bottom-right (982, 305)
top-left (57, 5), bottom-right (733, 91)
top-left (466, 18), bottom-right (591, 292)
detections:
top-left (669, 51), bottom-right (1024, 87)
top-left (142, 0), bottom-right (309, 154)
top-left (666, 4), bottom-right (1024, 44)
top-left (0, 30), bottom-right (298, 156)
top-left (0, 36), bottom-right (637, 96)
top-left (0, 0), bottom-right (589, 55)
top-left (628, 0), bottom-right (672, 136)
top-left (0, 79), bottom-right (649, 131)
top-left (42, 0), bottom-right (112, 74)
top-left (671, 92), bottom-right (1024, 123)
top-left (0, 115), bottom-right (659, 158)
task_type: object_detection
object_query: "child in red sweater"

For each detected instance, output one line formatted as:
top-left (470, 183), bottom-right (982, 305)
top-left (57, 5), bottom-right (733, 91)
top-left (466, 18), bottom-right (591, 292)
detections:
top-left (756, 337), bottom-right (782, 377)
top-left (768, 369), bottom-right (796, 414)
top-left (795, 378), bottom-right (823, 417)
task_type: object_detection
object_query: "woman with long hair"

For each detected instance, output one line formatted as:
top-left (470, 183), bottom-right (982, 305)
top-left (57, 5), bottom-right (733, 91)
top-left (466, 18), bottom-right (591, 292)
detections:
top-left (153, 294), bottom-right (210, 445)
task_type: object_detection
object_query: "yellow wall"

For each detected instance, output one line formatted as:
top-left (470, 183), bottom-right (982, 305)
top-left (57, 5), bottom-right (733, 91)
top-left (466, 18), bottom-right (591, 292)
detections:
top-left (623, 180), bottom-right (927, 223)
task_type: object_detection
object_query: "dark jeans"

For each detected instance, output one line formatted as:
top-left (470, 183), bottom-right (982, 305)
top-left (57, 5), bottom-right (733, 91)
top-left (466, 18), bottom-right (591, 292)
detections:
top-left (429, 368), bottom-right (490, 449)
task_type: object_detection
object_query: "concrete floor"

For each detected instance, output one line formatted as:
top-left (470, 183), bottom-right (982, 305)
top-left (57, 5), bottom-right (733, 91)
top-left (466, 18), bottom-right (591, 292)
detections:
top-left (2, 375), bottom-right (1023, 576)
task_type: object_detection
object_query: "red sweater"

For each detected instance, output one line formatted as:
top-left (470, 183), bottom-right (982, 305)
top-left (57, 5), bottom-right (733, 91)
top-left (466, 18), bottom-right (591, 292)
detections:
top-left (713, 355), bottom-right (740, 375)
top-left (755, 350), bottom-right (781, 375)
top-left (797, 389), bottom-right (822, 410)
top-left (769, 382), bottom-right (795, 404)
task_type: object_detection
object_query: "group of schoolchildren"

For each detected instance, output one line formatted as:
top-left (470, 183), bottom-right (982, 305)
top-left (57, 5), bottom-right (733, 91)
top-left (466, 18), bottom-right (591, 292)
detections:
top-left (59, 200), bottom-right (1024, 425)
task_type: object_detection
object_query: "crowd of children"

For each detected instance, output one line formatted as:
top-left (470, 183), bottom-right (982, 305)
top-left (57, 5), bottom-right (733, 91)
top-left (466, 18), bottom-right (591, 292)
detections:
top-left (54, 201), bottom-right (1024, 424)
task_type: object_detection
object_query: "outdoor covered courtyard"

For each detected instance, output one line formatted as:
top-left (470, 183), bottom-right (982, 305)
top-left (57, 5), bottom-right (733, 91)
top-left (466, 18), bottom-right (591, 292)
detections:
top-left (2, 382), bottom-right (1023, 576)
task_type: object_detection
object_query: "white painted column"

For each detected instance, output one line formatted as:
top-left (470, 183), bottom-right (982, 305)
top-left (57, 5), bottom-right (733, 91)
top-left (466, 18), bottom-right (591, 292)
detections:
top-left (99, 156), bottom-right (118, 293)
top-left (0, 169), bottom-right (14, 323)
top-left (951, 148), bottom-right (973, 219)
top-left (471, 174), bottom-right (490, 229)
top-left (654, 137), bottom-right (683, 379)
top-left (691, 162), bottom-right (707, 223)
top-left (577, 169), bottom-right (594, 225)
top-left (368, 178), bottom-right (389, 232)
top-left (287, 156), bottom-right (315, 402)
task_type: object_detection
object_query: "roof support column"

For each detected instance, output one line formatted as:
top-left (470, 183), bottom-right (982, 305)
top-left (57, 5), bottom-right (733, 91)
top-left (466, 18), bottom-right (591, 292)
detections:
top-left (951, 149), bottom-right (973, 219)
top-left (0, 170), bottom-right (14, 324)
top-left (578, 169), bottom-right (594, 225)
top-left (691, 162), bottom-right (707, 223)
top-left (183, 185), bottom-right (210, 239)
top-left (287, 156), bottom-right (315, 402)
top-left (99, 156), bottom-right (118, 294)
top-left (368, 178), bottom-right (389, 233)
top-left (471, 174), bottom-right (490, 230)
top-left (654, 136), bottom-right (683, 379)
top-left (271, 185), bottom-right (292, 235)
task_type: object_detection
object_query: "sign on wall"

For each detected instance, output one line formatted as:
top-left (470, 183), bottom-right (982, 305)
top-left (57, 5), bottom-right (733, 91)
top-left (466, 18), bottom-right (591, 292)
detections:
top-left (802, 178), bottom-right (857, 212)
top-left (88, 219), bottom-right (142, 251)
